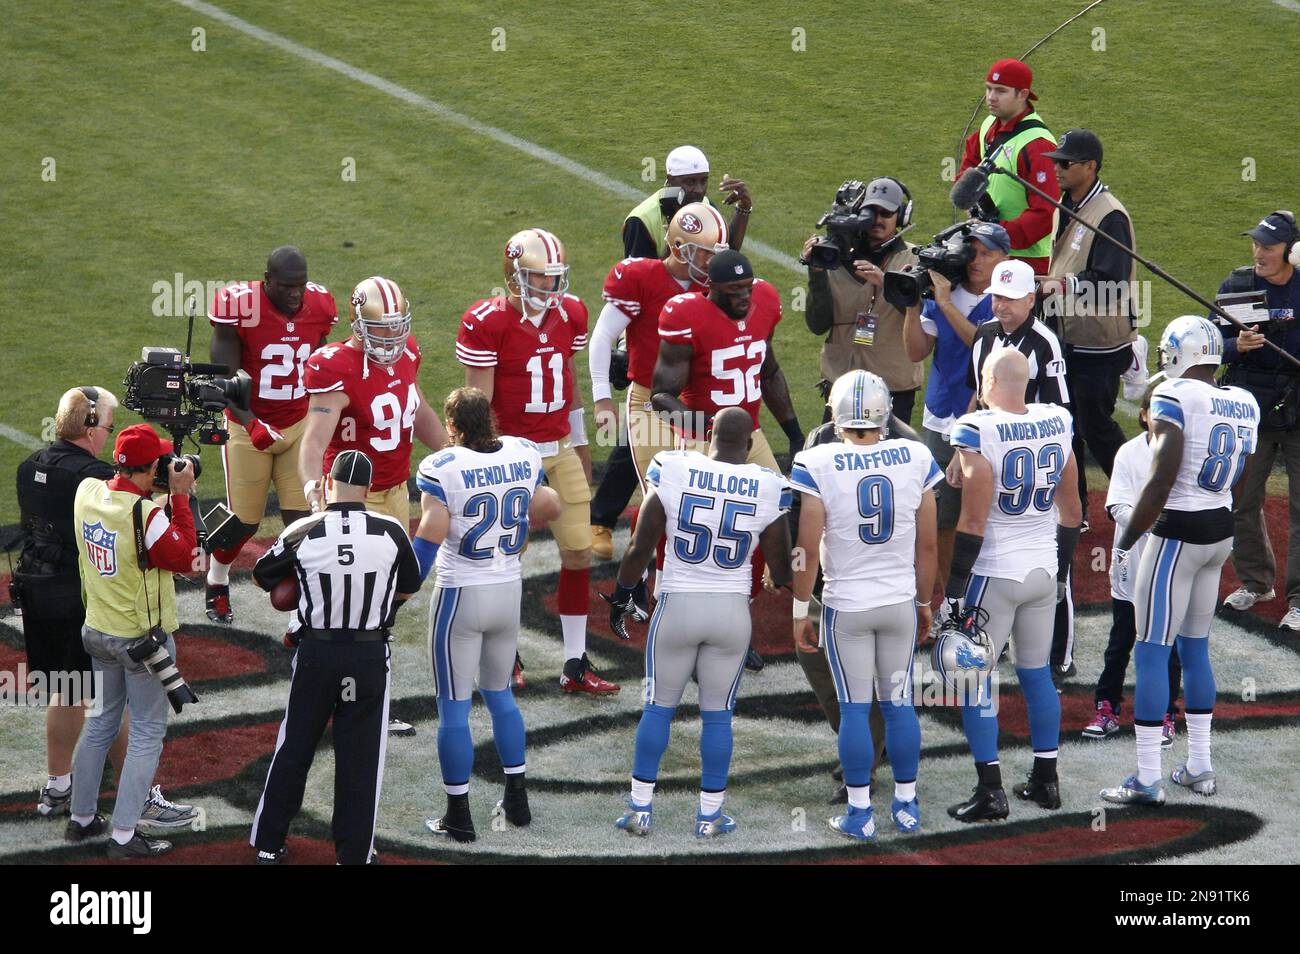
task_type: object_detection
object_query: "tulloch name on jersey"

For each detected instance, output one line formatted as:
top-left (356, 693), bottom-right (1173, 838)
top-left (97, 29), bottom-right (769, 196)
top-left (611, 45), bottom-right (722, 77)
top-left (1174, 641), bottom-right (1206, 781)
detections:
top-left (1211, 397), bottom-right (1257, 421)
top-left (833, 445), bottom-right (915, 472)
top-left (686, 468), bottom-right (760, 498)
top-left (995, 416), bottom-right (1068, 442)
top-left (462, 460), bottom-right (534, 488)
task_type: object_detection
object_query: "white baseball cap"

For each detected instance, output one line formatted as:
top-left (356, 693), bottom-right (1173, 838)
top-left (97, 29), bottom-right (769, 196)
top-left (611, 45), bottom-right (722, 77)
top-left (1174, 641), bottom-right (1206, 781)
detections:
top-left (665, 145), bottom-right (709, 177)
top-left (984, 259), bottom-right (1036, 299)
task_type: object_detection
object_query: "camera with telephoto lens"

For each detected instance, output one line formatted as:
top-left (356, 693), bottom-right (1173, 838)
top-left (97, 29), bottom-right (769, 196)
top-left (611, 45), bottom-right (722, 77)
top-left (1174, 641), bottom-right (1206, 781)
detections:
top-left (883, 221), bottom-right (978, 310)
top-left (126, 626), bottom-right (199, 713)
top-left (804, 180), bottom-right (878, 271)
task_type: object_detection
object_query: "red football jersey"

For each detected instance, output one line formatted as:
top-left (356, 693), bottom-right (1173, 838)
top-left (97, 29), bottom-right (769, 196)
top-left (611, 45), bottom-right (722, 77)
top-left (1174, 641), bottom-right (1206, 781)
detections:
top-left (657, 280), bottom-right (783, 428)
top-left (303, 337), bottom-right (422, 491)
top-left (209, 280), bottom-right (338, 429)
top-left (601, 258), bottom-right (703, 387)
top-left (456, 294), bottom-right (588, 442)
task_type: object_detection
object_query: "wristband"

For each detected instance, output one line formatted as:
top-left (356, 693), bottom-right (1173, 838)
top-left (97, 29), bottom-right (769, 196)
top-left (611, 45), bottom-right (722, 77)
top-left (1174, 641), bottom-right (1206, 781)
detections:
top-left (914, 598), bottom-right (930, 608)
top-left (736, 205), bottom-right (752, 215)
top-left (945, 530), bottom-right (985, 600)
top-left (793, 598), bottom-right (810, 619)
top-left (1056, 523), bottom-right (1081, 582)
top-left (303, 479), bottom-right (321, 498)
top-left (569, 408), bottom-right (588, 448)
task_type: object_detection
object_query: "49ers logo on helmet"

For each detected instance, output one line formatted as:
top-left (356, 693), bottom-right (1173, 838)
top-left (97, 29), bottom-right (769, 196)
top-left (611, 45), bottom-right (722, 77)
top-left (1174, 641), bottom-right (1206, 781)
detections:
top-left (679, 213), bottom-right (703, 234)
top-left (506, 240), bottom-right (524, 259)
top-left (350, 289), bottom-right (367, 308)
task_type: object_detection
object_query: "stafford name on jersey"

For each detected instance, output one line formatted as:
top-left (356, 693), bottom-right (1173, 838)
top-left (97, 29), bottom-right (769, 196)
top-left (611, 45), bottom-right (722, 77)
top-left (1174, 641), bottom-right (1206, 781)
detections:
top-left (834, 445), bottom-right (916, 471)
top-left (1211, 397), bottom-right (1257, 421)
top-left (461, 460), bottom-right (535, 489)
top-left (994, 415), bottom-right (1069, 442)
top-left (686, 467), bottom-right (760, 498)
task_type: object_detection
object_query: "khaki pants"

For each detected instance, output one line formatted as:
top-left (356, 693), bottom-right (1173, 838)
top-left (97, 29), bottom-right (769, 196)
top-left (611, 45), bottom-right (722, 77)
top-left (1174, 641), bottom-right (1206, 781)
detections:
top-left (542, 441), bottom-right (592, 553)
top-left (625, 382), bottom-right (678, 491)
top-left (366, 483), bottom-right (410, 531)
top-left (221, 416), bottom-right (309, 523)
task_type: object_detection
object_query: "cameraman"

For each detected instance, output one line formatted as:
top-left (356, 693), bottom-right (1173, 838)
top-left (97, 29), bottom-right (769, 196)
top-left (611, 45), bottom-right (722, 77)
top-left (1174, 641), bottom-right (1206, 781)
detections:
top-left (902, 223), bottom-right (1009, 600)
top-left (622, 144), bottom-right (751, 258)
top-left (68, 424), bottom-right (199, 859)
top-left (15, 387), bottom-right (127, 815)
top-left (802, 178), bottom-right (923, 425)
top-left (1218, 211), bottom-right (1300, 629)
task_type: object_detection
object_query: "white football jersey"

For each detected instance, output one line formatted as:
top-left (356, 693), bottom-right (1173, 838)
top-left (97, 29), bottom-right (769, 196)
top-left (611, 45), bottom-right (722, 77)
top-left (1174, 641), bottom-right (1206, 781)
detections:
top-left (646, 450), bottom-right (791, 596)
top-left (1104, 433), bottom-right (1154, 600)
top-left (950, 403), bottom-right (1073, 582)
top-left (791, 438), bottom-right (943, 612)
top-left (415, 436), bottom-right (544, 588)
top-left (1149, 378), bottom-right (1258, 512)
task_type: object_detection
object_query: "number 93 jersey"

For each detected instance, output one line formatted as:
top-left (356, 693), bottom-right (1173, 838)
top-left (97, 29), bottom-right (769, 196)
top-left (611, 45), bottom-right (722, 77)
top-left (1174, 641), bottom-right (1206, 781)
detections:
top-left (951, 402), bottom-right (1073, 582)
top-left (1149, 377), bottom-right (1259, 512)
top-left (791, 438), bottom-right (943, 612)
top-left (646, 450), bottom-right (791, 596)
top-left (416, 437), bottom-right (544, 588)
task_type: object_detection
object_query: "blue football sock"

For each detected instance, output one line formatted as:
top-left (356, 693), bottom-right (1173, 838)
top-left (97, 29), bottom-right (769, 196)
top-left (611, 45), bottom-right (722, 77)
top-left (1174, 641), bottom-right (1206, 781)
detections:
top-left (880, 699), bottom-right (921, 784)
top-left (838, 702), bottom-right (874, 788)
top-left (480, 687), bottom-right (526, 771)
top-left (960, 678), bottom-right (999, 764)
top-left (699, 709), bottom-right (733, 792)
top-left (1015, 666), bottom-right (1061, 754)
top-left (435, 698), bottom-right (473, 787)
top-left (1134, 641), bottom-right (1173, 722)
top-left (1175, 635), bottom-right (1215, 710)
top-left (632, 703), bottom-right (675, 782)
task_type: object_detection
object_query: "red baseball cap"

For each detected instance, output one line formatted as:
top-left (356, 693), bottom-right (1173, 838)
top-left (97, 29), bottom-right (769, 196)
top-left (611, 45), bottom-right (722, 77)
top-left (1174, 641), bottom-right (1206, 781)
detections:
top-left (113, 424), bottom-right (173, 467)
top-left (987, 58), bottom-right (1037, 100)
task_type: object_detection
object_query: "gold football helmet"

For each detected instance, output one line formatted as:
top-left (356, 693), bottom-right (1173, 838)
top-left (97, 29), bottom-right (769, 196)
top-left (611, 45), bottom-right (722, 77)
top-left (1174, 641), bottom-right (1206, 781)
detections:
top-left (666, 202), bottom-right (729, 284)
top-left (503, 229), bottom-right (569, 319)
top-left (349, 275), bottom-right (411, 365)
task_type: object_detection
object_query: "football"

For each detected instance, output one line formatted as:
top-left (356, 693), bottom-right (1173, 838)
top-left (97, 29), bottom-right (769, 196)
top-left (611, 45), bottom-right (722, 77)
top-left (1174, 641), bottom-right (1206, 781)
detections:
top-left (269, 576), bottom-right (300, 612)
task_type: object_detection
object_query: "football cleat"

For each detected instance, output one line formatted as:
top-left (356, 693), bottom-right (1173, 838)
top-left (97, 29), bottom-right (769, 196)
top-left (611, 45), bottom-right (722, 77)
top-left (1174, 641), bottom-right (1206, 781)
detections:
top-left (37, 783), bottom-right (71, 817)
top-left (426, 802), bottom-right (477, 843)
top-left (560, 654), bottom-right (620, 694)
top-left (1100, 774), bottom-right (1166, 806)
top-left (387, 717), bottom-right (416, 737)
top-left (137, 785), bottom-right (199, 830)
top-left (590, 525), bottom-right (614, 561)
top-left (890, 798), bottom-right (921, 833)
top-left (205, 583), bottom-right (233, 624)
top-left (1162, 713), bottom-right (1176, 748)
top-left (1082, 700), bottom-right (1121, 740)
top-left (1170, 764), bottom-right (1217, 796)
top-left (496, 777), bottom-right (531, 827)
top-left (829, 806), bottom-right (878, 842)
top-left (511, 653), bottom-right (526, 691)
top-left (694, 809), bottom-right (737, 839)
top-left (615, 800), bottom-right (654, 836)
top-left (947, 785), bottom-right (1010, 823)
top-left (1012, 773), bottom-right (1061, 810)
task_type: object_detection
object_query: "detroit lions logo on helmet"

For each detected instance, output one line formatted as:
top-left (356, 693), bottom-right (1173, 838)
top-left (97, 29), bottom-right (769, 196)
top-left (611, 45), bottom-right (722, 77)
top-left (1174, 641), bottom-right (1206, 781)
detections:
top-left (955, 643), bottom-right (986, 670)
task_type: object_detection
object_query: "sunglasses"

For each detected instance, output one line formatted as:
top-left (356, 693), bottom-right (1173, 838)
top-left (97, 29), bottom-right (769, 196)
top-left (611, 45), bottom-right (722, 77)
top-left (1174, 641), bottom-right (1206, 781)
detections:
top-left (96, 423), bottom-right (115, 435)
top-left (1051, 158), bottom-right (1077, 169)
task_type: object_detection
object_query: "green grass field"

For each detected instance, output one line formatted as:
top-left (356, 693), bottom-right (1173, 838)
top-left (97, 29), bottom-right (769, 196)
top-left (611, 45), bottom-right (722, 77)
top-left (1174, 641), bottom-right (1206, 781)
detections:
top-left (3, 0), bottom-right (1297, 518)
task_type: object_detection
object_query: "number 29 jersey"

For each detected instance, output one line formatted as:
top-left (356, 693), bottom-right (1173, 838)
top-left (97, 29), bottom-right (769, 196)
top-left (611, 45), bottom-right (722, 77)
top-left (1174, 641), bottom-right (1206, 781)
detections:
top-left (416, 437), bottom-right (544, 588)
top-left (1149, 377), bottom-right (1258, 512)
top-left (791, 439), bottom-right (943, 612)
top-left (646, 450), bottom-right (790, 597)
top-left (950, 402), bottom-right (1072, 582)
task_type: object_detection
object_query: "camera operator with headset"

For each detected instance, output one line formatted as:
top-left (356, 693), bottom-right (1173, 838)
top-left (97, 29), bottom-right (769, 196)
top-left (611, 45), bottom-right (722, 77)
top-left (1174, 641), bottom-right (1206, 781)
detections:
top-left (801, 178), bottom-right (924, 426)
top-left (1217, 211), bottom-right (1300, 630)
top-left (67, 423), bottom-right (201, 859)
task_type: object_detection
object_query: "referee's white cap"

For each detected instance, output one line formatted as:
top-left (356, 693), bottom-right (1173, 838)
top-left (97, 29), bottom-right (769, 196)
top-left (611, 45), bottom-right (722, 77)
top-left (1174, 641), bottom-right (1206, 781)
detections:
top-left (330, 450), bottom-right (373, 488)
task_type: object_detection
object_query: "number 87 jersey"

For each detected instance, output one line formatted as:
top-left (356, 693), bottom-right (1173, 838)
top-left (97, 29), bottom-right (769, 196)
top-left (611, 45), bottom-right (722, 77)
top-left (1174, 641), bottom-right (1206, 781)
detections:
top-left (1149, 377), bottom-right (1258, 511)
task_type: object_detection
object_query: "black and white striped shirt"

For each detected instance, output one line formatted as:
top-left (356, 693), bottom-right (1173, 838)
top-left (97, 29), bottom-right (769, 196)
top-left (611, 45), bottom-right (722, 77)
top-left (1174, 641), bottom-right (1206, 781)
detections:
top-left (254, 503), bottom-right (421, 632)
top-left (967, 316), bottom-right (1071, 407)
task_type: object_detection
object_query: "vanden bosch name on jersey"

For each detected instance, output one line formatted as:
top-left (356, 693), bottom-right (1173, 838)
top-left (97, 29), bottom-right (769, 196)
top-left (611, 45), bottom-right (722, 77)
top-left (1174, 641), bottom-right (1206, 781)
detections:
top-left (994, 416), bottom-right (1067, 443)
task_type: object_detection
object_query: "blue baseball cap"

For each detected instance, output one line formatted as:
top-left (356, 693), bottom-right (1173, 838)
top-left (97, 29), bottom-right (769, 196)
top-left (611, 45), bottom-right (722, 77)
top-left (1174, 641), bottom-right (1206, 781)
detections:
top-left (968, 222), bottom-right (1011, 253)
top-left (1243, 212), bottom-right (1298, 246)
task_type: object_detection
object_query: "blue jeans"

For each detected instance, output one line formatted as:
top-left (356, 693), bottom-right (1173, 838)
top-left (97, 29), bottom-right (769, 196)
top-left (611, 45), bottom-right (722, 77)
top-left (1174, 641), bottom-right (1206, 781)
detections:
top-left (71, 626), bottom-right (173, 831)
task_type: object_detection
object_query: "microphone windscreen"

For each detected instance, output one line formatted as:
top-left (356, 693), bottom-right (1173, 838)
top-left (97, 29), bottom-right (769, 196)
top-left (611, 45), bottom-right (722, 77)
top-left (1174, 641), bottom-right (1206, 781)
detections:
top-left (949, 167), bottom-right (989, 210)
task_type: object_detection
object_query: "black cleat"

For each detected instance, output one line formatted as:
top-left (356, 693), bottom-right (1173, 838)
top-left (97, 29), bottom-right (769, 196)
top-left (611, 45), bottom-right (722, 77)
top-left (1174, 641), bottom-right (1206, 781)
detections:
top-left (744, 647), bottom-right (765, 672)
top-left (496, 781), bottom-right (531, 828)
top-left (947, 785), bottom-right (1010, 823)
top-left (426, 794), bottom-right (476, 843)
top-left (205, 583), bottom-right (234, 624)
top-left (1013, 774), bottom-right (1062, 810)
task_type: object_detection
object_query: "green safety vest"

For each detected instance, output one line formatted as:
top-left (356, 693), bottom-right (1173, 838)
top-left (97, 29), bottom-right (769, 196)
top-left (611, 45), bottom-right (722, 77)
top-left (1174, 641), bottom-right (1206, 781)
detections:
top-left (979, 112), bottom-right (1056, 259)
top-left (626, 193), bottom-right (720, 257)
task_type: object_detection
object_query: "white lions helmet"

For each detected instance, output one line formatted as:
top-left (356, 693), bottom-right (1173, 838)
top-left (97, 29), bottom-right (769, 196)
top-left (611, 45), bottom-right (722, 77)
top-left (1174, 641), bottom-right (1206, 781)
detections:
top-left (1158, 315), bottom-right (1223, 379)
top-left (827, 370), bottom-right (891, 434)
top-left (931, 605), bottom-right (996, 705)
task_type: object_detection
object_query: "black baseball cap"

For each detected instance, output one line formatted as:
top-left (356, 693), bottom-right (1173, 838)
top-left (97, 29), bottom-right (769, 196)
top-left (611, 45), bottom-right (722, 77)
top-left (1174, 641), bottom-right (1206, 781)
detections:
top-left (330, 450), bottom-right (373, 488)
top-left (1243, 211), bottom-right (1298, 246)
top-left (708, 250), bottom-right (754, 284)
top-left (1043, 128), bottom-right (1103, 166)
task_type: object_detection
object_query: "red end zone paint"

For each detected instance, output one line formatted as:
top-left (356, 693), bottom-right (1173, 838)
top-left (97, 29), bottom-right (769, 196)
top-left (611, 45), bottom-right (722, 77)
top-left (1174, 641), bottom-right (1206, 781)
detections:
top-left (173, 633), bottom-right (267, 682)
top-left (154, 721), bottom-right (281, 789)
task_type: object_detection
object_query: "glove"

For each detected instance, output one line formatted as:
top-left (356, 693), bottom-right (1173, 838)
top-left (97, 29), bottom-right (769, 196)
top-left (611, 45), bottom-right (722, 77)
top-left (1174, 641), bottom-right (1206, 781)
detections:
top-left (245, 418), bottom-right (284, 451)
top-left (973, 193), bottom-right (1001, 223)
top-left (1111, 547), bottom-right (1133, 601)
top-left (609, 349), bottom-right (631, 392)
top-left (600, 581), bottom-right (649, 640)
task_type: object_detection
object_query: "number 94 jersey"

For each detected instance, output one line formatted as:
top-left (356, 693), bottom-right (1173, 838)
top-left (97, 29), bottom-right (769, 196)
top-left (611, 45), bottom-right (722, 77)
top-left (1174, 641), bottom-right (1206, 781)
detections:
top-left (416, 437), bottom-right (544, 587)
top-left (951, 402), bottom-right (1073, 582)
top-left (646, 450), bottom-right (791, 597)
top-left (1149, 377), bottom-right (1258, 512)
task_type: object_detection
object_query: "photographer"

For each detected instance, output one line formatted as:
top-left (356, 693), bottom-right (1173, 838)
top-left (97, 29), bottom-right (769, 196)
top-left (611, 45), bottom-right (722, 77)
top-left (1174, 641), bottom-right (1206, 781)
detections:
top-left (67, 424), bottom-right (200, 859)
top-left (802, 178), bottom-right (923, 425)
top-left (1218, 211), bottom-right (1300, 630)
top-left (622, 145), bottom-right (751, 258)
top-left (901, 223), bottom-right (1009, 603)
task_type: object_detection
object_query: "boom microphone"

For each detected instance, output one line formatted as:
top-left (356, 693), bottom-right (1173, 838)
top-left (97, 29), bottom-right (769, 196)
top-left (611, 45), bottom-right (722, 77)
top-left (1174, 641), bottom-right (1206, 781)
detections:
top-left (949, 163), bottom-right (992, 210)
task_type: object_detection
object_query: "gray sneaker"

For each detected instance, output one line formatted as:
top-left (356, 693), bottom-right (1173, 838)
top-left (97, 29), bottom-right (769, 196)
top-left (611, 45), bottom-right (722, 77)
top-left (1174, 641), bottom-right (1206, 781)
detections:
top-left (137, 785), bottom-right (199, 830)
top-left (1279, 607), bottom-right (1300, 632)
top-left (37, 783), bottom-right (71, 817)
top-left (1171, 764), bottom-right (1217, 796)
top-left (107, 831), bottom-right (172, 859)
top-left (1223, 587), bottom-right (1274, 611)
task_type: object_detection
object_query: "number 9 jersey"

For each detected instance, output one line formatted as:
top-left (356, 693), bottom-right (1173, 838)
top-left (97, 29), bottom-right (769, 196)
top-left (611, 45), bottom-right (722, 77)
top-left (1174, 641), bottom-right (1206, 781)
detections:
top-left (950, 402), bottom-right (1073, 582)
top-left (646, 450), bottom-right (791, 597)
top-left (415, 437), bottom-right (545, 587)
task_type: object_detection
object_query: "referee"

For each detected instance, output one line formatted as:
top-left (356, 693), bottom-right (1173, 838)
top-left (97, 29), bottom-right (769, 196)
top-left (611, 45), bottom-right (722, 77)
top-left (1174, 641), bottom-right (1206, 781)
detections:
top-left (249, 450), bottom-right (421, 865)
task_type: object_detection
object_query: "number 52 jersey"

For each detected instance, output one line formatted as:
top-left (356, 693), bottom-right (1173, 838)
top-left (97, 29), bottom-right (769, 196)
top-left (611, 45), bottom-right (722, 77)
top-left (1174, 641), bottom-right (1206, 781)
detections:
top-left (646, 450), bottom-right (791, 597)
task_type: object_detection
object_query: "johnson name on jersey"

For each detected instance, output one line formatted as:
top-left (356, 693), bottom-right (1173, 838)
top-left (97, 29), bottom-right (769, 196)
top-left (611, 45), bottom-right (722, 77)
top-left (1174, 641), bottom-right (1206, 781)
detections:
top-left (1149, 378), bottom-right (1259, 512)
top-left (657, 281), bottom-right (783, 428)
top-left (416, 437), bottom-right (544, 588)
top-left (456, 295), bottom-right (588, 442)
top-left (602, 257), bottom-right (701, 388)
top-left (303, 337), bottom-right (423, 491)
top-left (791, 438), bottom-right (943, 612)
top-left (646, 450), bottom-right (791, 596)
top-left (950, 402), bottom-right (1072, 582)
top-left (209, 280), bottom-right (338, 428)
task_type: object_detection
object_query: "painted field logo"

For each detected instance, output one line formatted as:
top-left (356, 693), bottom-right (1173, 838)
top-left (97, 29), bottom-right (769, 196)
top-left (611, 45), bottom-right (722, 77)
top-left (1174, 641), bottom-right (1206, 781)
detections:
top-left (50, 884), bottom-right (151, 934)
top-left (82, 521), bottom-right (117, 576)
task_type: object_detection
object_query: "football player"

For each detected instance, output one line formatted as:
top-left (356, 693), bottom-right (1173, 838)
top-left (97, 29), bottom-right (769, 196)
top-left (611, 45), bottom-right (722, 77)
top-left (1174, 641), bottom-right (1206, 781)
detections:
top-left (414, 388), bottom-right (561, 842)
top-left (1101, 317), bottom-right (1259, 805)
top-left (605, 407), bottom-right (793, 837)
top-left (456, 229), bottom-right (616, 694)
top-left (299, 275), bottom-right (447, 526)
top-left (790, 371), bottom-right (941, 839)
top-left (943, 348), bottom-right (1082, 822)
top-left (205, 246), bottom-right (338, 624)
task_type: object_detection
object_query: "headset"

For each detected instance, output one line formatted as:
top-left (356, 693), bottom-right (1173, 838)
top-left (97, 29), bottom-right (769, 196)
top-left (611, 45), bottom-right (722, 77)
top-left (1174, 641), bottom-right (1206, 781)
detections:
top-left (1269, 210), bottom-right (1299, 263)
top-left (866, 176), bottom-right (914, 231)
top-left (79, 386), bottom-right (100, 430)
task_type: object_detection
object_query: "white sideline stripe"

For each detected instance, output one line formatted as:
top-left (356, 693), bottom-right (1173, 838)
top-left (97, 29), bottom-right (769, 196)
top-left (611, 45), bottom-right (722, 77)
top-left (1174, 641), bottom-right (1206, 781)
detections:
top-left (173, 1), bottom-right (803, 275)
top-left (1275, 0), bottom-right (1300, 12)
top-left (0, 423), bottom-right (43, 450)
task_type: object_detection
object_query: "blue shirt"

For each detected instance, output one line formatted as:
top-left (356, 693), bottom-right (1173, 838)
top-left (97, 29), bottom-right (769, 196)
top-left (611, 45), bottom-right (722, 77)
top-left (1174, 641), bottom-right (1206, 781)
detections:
top-left (921, 292), bottom-right (995, 424)
top-left (1217, 267), bottom-right (1300, 372)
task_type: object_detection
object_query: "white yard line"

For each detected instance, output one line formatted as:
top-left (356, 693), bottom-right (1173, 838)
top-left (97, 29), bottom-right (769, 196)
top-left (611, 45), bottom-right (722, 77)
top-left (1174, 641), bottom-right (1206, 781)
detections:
top-left (0, 423), bottom-right (44, 450)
